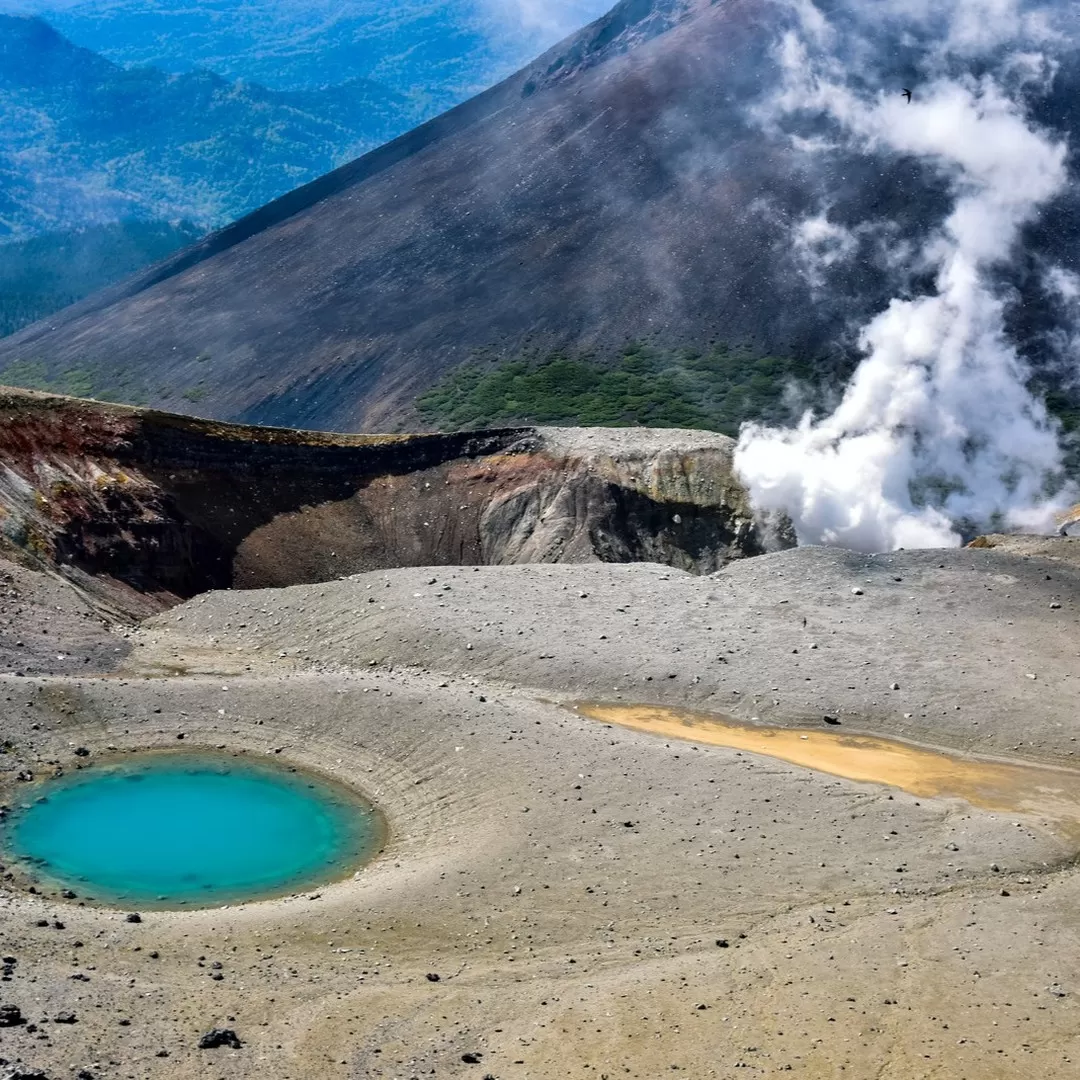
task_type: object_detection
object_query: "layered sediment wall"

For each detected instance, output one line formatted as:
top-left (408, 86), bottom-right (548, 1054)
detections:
top-left (0, 387), bottom-right (786, 612)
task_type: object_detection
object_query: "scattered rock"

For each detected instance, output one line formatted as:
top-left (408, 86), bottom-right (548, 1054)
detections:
top-left (822, 715), bottom-right (841, 726)
top-left (198, 1027), bottom-right (243, 1049)
top-left (124, 913), bottom-right (142, 924)
top-left (0, 1003), bottom-right (26, 1026)
top-left (461, 1052), bottom-right (483, 1064)
top-left (52, 1011), bottom-right (77, 1024)
top-left (425, 973), bottom-right (441, 982)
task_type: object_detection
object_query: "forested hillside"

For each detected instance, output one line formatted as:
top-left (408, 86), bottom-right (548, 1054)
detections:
top-left (0, 14), bottom-right (414, 238)
top-left (0, 220), bottom-right (200, 337)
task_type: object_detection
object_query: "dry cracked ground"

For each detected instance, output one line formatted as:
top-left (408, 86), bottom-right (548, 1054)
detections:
top-left (2, 537), bottom-right (1080, 1079)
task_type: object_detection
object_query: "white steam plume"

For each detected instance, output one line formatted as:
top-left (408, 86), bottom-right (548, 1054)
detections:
top-left (792, 212), bottom-right (858, 290)
top-left (474, 0), bottom-right (612, 41)
top-left (734, 0), bottom-right (1075, 551)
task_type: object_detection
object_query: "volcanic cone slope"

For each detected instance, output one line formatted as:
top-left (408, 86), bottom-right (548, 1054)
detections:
top-left (4, 0), bottom-right (1076, 429)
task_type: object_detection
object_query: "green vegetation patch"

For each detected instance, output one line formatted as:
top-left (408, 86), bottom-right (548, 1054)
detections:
top-left (0, 358), bottom-right (149, 407)
top-left (416, 343), bottom-right (837, 436)
top-left (418, 343), bottom-right (1080, 470)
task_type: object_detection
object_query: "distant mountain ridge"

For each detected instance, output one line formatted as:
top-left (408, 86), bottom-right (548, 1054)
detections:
top-left (25, 0), bottom-right (611, 95)
top-left (1, 0), bottom-right (1077, 433)
top-left (0, 14), bottom-right (419, 238)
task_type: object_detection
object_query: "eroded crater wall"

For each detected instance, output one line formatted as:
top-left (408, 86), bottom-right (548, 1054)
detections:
top-left (0, 387), bottom-right (784, 610)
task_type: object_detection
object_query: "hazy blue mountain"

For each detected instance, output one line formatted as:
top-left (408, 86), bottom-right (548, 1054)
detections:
top-left (2, 1), bottom-right (612, 94)
top-left (0, 2), bottom-right (610, 333)
top-left (0, 14), bottom-right (426, 238)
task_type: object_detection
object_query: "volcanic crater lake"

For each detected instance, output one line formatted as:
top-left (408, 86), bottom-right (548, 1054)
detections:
top-left (1, 754), bottom-right (384, 908)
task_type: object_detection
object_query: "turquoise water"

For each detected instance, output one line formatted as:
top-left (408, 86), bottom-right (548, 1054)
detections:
top-left (1, 754), bottom-right (383, 908)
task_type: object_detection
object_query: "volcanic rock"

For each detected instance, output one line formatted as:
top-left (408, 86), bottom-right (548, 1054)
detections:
top-left (0, 1004), bottom-right (25, 1026)
top-left (198, 1028), bottom-right (243, 1050)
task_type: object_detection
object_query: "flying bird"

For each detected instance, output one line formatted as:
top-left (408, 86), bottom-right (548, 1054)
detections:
top-left (901, 88), bottom-right (912, 103)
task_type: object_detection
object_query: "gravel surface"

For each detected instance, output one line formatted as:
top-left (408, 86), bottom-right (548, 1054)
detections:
top-left (147, 543), bottom-right (1080, 761)
top-left (0, 557), bottom-right (131, 677)
top-left (536, 426), bottom-right (736, 457)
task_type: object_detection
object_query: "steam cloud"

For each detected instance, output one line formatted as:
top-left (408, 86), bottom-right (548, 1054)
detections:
top-left (734, 0), bottom-right (1077, 550)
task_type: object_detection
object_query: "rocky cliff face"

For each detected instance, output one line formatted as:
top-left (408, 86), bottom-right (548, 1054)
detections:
top-left (0, 387), bottom-right (786, 613)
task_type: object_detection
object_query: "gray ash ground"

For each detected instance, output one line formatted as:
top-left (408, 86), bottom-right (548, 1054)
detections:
top-left (1, 540), bottom-right (1079, 1079)
top-left (0, 562), bottom-right (130, 677)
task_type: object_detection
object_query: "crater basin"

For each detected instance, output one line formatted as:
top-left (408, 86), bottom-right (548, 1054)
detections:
top-left (1, 753), bottom-right (384, 908)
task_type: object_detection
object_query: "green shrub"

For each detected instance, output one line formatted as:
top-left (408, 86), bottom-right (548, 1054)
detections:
top-left (416, 344), bottom-right (838, 435)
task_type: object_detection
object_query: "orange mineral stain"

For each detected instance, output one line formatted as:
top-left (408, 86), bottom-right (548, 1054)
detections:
top-left (576, 703), bottom-right (1080, 838)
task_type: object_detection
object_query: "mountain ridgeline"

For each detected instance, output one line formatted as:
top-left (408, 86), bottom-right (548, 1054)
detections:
top-left (0, 13), bottom-right (416, 238)
top-left (37, 0), bottom-right (611, 99)
top-left (1, 0), bottom-right (1078, 434)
